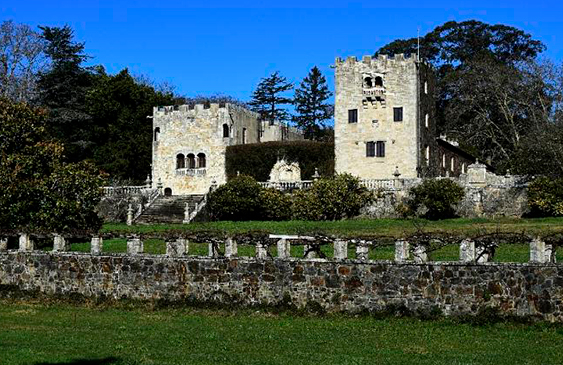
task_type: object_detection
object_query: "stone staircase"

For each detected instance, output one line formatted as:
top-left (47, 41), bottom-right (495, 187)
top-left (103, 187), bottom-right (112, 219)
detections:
top-left (135, 195), bottom-right (205, 224)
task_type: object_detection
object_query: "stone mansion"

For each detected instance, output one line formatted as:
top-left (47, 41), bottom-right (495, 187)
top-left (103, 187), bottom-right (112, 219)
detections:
top-left (151, 53), bottom-right (474, 195)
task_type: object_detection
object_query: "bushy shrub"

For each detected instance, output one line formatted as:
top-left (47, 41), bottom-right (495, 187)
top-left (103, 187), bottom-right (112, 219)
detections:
top-left (259, 188), bottom-right (292, 221)
top-left (527, 176), bottom-right (563, 217)
top-left (406, 179), bottom-right (465, 220)
top-left (207, 175), bottom-right (263, 221)
top-left (292, 174), bottom-right (374, 221)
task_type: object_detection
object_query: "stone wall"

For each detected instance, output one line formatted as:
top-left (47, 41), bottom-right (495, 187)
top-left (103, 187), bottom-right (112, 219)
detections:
top-left (0, 250), bottom-right (561, 322)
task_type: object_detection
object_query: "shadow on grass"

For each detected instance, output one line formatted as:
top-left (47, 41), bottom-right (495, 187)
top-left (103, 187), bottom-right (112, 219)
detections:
top-left (35, 357), bottom-right (121, 365)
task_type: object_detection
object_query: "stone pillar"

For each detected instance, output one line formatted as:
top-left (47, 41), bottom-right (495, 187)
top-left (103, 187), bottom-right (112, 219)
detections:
top-left (545, 243), bottom-right (556, 263)
top-left (127, 237), bottom-right (143, 254)
top-left (183, 203), bottom-right (191, 224)
top-left (0, 238), bottom-right (8, 251)
top-left (530, 237), bottom-right (546, 263)
top-left (413, 245), bottom-right (428, 263)
top-left (225, 238), bottom-right (237, 258)
top-left (52, 234), bottom-right (69, 252)
top-left (355, 242), bottom-right (369, 261)
top-left (333, 239), bottom-right (348, 260)
top-left (208, 242), bottom-right (220, 258)
top-left (277, 238), bottom-right (290, 259)
top-left (459, 239), bottom-right (475, 262)
top-left (19, 233), bottom-right (33, 251)
top-left (476, 246), bottom-right (489, 263)
top-left (167, 239), bottom-right (187, 257)
top-left (126, 204), bottom-right (133, 226)
top-left (304, 244), bottom-right (317, 259)
top-left (256, 243), bottom-right (268, 260)
top-left (91, 237), bottom-right (103, 255)
top-left (395, 240), bottom-right (409, 262)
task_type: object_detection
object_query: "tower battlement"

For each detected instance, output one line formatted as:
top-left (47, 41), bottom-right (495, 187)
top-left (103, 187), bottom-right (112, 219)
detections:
top-left (335, 53), bottom-right (430, 69)
top-left (153, 103), bottom-right (260, 122)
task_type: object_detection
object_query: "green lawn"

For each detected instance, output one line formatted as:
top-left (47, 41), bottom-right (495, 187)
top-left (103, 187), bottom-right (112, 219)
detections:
top-left (0, 300), bottom-right (561, 365)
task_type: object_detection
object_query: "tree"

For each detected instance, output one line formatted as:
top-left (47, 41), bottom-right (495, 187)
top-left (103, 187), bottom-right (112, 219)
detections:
top-left (0, 20), bottom-right (46, 102)
top-left (293, 66), bottom-right (333, 140)
top-left (248, 71), bottom-right (293, 123)
top-left (0, 98), bottom-right (104, 233)
top-left (36, 25), bottom-right (94, 162)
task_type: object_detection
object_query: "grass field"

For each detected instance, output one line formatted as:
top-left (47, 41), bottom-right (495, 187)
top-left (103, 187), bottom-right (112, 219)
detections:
top-left (0, 300), bottom-right (562, 365)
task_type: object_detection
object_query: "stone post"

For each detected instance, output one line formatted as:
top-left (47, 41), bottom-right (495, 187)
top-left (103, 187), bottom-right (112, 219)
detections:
top-left (530, 237), bottom-right (546, 263)
top-left (127, 237), bottom-right (143, 254)
top-left (167, 239), bottom-right (187, 257)
top-left (225, 238), bottom-right (237, 258)
top-left (91, 237), bottom-right (103, 255)
top-left (52, 234), bottom-right (69, 252)
top-left (476, 246), bottom-right (489, 263)
top-left (395, 240), bottom-right (409, 262)
top-left (208, 242), bottom-right (220, 258)
top-left (183, 203), bottom-right (191, 224)
top-left (256, 243), bottom-right (268, 260)
top-left (545, 243), bottom-right (556, 263)
top-left (277, 238), bottom-right (290, 259)
top-left (355, 242), bottom-right (369, 261)
top-left (19, 233), bottom-right (33, 251)
top-left (413, 245), bottom-right (428, 263)
top-left (304, 244), bottom-right (317, 259)
top-left (0, 238), bottom-right (8, 251)
top-left (145, 174), bottom-right (151, 189)
top-left (459, 239), bottom-right (476, 262)
top-left (333, 239), bottom-right (348, 260)
top-left (126, 204), bottom-right (133, 226)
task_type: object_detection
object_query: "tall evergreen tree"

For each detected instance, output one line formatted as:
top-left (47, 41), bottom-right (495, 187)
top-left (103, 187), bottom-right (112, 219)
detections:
top-left (248, 71), bottom-right (293, 123)
top-left (293, 66), bottom-right (333, 140)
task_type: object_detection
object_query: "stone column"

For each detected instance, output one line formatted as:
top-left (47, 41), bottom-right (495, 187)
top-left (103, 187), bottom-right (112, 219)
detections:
top-left (459, 239), bottom-right (475, 262)
top-left (91, 237), bottom-right (103, 255)
top-left (256, 243), bottom-right (268, 260)
top-left (333, 239), bottom-right (348, 260)
top-left (208, 242), bottom-right (220, 258)
top-left (413, 245), bottom-right (428, 263)
top-left (277, 238), bottom-right (290, 259)
top-left (183, 203), bottom-right (191, 224)
top-left (167, 239), bottom-right (187, 257)
top-left (545, 243), bottom-right (556, 263)
top-left (476, 246), bottom-right (489, 263)
top-left (19, 233), bottom-right (33, 251)
top-left (53, 234), bottom-right (69, 252)
top-left (127, 237), bottom-right (143, 254)
top-left (355, 242), bottom-right (369, 261)
top-left (126, 204), bottom-right (134, 226)
top-left (225, 238), bottom-right (237, 258)
top-left (530, 237), bottom-right (546, 263)
top-left (395, 240), bottom-right (409, 262)
top-left (304, 244), bottom-right (317, 259)
top-left (0, 238), bottom-right (8, 251)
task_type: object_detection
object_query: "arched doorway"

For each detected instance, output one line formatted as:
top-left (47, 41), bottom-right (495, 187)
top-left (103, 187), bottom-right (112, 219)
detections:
top-left (164, 188), bottom-right (172, 196)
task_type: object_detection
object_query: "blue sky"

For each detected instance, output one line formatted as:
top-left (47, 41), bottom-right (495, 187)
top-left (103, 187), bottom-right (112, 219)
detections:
top-left (2, 0), bottom-right (563, 102)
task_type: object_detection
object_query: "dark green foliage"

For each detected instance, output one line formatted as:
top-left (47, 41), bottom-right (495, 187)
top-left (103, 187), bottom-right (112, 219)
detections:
top-left (248, 71), bottom-right (293, 122)
top-left (0, 98), bottom-right (104, 233)
top-left (207, 175), bottom-right (263, 221)
top-left (293, 66), bottom-right (333, 140)
top-left (527, 177), bottom-right (563, 217)
top-left (406, 179), bottom-right (465, 220)
top-left (258, 188), bottom-right (292, 221)
top-left (292, 174), bottom-right (374, 221)
top-left (225, 140), bottom-right (334, 181)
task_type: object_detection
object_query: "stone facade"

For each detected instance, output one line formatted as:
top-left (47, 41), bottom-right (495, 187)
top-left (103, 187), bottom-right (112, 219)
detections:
top-left (1, 251), bottom-right (562, 322)
top-left (152, 103), bottom-right (303, 195)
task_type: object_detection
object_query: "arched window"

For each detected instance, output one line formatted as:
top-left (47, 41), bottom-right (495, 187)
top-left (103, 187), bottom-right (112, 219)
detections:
top-left (242, 128), bottom-right (247, 144)
top-left (187, 153), bottom-right (196, 169)
top-left (425, 145), bottom-right (430, 164)
top-left (374, 76), bottom-right (383, 87)
top-left (164, 188), bottom-right (172, 196)
top-left (451, 157), bottom-right (455, 172)
top-left (176, 154), bottom-right (185, 169)
top-left (461, 163), bottom-right (466, 174)
top-left (222, 124), bottom-right (229, 138)
top-left (154, 127), bottom-right (160, 141)
top-left (197, 153), bottom-right (206, 168)
top-left (364, 77), bottom-right (373, 88)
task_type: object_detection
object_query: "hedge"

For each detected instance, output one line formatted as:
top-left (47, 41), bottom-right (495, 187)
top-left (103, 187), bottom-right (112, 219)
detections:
top-left (225, 141), bottom-right (334, 181)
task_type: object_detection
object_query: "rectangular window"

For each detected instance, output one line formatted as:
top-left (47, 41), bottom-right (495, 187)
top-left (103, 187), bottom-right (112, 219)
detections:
top-left (393, 107), bottom-right (403, 122)
top-left (366, 141), bottom-right (375, 157)
top-left (376, 141), bottom-right (385, 157)
top-left (348, 109), bottom-right (358, 123)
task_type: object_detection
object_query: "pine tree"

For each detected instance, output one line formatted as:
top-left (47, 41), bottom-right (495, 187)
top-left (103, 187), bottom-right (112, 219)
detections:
top-left (293, 66), bottom-right (333, 140)
top-left (248, 71), bottom-right (293, 123)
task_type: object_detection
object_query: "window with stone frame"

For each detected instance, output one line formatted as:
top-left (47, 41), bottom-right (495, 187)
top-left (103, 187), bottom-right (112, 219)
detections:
top-left (154, 127), bottom-right (160, 141)
top-left (366, 141), bottom-right (385, 157)
top-left (187, 153), bottom-right (196, 169)
top-left (366, 141), bottom-right (375, 157)
top-left (393, 107), bottom-right (403, 122)
top-left (176, 154), bottom-right (185, 169)
top-left (197, 153), bottom-right (206, 168)
top-left (348, 109), bottom-right (358, 123)
top-left (222, 124), bottom-right (229, 138)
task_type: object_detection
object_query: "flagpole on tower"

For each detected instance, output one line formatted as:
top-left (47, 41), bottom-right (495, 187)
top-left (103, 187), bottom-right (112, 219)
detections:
top-left (417, 27), bottom-right (420, 62)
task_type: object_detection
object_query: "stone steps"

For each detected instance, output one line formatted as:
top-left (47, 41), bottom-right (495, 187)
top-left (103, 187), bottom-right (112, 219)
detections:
top-left (135, 195), bottom-right (205, 224)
